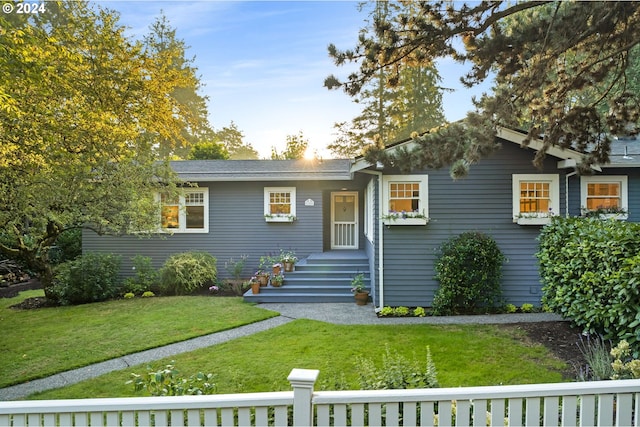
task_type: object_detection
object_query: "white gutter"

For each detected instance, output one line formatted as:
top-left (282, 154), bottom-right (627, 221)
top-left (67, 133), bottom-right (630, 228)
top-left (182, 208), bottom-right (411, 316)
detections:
top-left (360, 169), bottom-right (384, 309)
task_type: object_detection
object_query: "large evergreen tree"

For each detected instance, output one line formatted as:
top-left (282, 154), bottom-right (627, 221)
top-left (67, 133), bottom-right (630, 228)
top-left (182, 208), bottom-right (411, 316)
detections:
top-left (0, 2), bottom-right (197, 297)
top-left (327, 1), bottom-right (445, 158)
top-left (143, 13), bottom-right (213, 158)
top-left (326, 1), bottom-right (640, 177)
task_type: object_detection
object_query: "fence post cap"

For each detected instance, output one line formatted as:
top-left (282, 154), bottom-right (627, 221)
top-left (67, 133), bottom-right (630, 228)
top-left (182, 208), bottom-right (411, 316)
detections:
top-left (288, 369), bottom-right (320, 385)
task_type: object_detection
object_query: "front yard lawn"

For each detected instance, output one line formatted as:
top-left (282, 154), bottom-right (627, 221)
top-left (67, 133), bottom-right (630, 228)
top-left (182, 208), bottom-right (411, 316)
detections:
top-left (1, 290), bottom-right (277, 388)
top-left (29, 321), bottom-right (566, 400)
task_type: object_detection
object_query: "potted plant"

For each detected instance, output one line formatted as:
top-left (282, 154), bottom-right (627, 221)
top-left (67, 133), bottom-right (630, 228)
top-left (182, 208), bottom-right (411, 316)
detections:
top-left (271, 274), bottom-right (284, 287)
top-left (351, 273), bottom-right (369, 305)
top-left (254, 270), bottom-right (269, 286)
top-left (248, 277), bottom-right (260, 294)
top-left (272, 262), bottom-right (282, 275)
top-left (279, 250), bottom-right (298, 272)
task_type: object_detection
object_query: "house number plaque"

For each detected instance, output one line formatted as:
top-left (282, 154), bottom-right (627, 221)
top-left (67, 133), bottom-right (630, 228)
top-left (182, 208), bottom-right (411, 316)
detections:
top-left (305, 199), bottom-right (314, 206)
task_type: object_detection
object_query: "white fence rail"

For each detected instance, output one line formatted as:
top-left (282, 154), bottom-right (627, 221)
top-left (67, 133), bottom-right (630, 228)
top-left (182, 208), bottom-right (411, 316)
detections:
top-left (1, 369), bottom-right (639, 426)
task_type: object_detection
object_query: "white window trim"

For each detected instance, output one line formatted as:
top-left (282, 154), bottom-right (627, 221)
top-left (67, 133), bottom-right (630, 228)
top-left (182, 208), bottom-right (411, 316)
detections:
top-left (264, 187), bottom-right (296, 222)
top-left (381, 175), bottom-right (429, 226)
top-left (580, 175), bottom-right (628, 220)
top-left (160, 188), bottom-right (209, 233)
top-left (512, 174), bottom-right (559, 225)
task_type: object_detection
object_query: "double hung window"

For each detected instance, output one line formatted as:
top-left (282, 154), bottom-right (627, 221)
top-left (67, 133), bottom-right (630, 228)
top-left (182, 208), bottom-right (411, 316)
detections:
top-left (264, 187), bottom-right (296, 222)
top-left (160, 188), bottom-right (208, 232)
top-left (381, 175), bottom-right (428, 225)
top-left (581, 176), bottom-right (628, 218)
top-left (512, 174), bottom-right (559, 224)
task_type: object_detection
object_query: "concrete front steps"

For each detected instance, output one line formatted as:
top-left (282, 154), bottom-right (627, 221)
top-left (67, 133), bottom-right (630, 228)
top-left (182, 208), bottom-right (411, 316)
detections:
top-left (243, 250), bottom-right (370, 303)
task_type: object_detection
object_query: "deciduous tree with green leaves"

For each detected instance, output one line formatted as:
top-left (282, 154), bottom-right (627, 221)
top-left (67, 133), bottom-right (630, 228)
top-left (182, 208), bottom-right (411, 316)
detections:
top-left (0, 2), bottom-right (200, 299)
top-left (326, 1), bottom-right (640, 177)
top-left (271, 131), bottom-right (310, 160)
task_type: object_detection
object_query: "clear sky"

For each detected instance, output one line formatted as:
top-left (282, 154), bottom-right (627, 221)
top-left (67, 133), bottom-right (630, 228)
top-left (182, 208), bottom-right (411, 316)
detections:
top-left (102, 1), bottom-right (489, 158)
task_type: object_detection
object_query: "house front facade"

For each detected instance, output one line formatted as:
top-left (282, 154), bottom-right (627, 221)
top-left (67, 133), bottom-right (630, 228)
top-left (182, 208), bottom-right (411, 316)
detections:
top-left (82, 127), bottom-right (640, 308)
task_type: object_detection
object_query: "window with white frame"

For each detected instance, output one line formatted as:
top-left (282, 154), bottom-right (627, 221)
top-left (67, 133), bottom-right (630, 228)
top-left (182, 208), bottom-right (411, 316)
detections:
top-left (382, 175), bottom-right (428, 224)
top-left (512, 174), bottom-right (559, 221)
top-left (264, 187), bottom-right (296, 221)
top-left (581, 176), bottom-right (628, 216)
top-left (160, 188), bottom-right (208, 233)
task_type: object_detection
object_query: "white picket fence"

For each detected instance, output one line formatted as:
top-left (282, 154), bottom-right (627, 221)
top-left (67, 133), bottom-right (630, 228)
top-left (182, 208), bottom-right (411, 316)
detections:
top-left (1, 369), bottom-right (639, 426)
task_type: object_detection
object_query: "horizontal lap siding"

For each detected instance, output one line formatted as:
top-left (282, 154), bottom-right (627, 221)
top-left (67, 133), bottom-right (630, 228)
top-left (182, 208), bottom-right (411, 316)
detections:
top-left (83, 180), bottom-right (344, 280)
top-left (382, 142), bottom-right (565, 307)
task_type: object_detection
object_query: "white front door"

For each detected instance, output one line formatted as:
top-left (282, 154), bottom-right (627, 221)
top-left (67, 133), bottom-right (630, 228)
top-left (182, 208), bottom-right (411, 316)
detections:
top-left (331, 192), bottom-right (358, 249)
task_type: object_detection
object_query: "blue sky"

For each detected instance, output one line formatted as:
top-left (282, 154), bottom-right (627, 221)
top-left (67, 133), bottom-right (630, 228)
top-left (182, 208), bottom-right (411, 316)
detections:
top-left (103, 1), bottom-right (488, 158)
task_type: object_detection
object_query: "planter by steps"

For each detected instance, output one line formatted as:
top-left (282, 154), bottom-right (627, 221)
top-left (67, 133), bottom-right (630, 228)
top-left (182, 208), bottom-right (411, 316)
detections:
top-left (354, 291), bottom-right (369, 305)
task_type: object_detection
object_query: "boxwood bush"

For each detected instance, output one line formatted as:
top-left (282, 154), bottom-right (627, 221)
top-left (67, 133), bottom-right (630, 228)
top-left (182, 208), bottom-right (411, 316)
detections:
top-left (160, 251), bottom-right (217, 295)
top-left (433, 231), bottom-right (505, 315)
top-left (538, 217), bottom-right (640, 348)
top-left (51, 252), bottom-right (122, 305)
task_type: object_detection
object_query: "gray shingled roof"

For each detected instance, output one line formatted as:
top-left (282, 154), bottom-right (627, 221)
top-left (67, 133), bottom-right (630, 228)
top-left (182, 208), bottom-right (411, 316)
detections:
top-left (608, 136), bottom-right (640, 166)
top-left (170, 159), bottom-right (353, 181)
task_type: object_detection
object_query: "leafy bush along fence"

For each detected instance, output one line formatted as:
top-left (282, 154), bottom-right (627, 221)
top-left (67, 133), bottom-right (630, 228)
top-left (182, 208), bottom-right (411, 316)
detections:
top-left (433, 231), bottom-right (505, 315)
top-left (538, 217), bottom-right (640, 349)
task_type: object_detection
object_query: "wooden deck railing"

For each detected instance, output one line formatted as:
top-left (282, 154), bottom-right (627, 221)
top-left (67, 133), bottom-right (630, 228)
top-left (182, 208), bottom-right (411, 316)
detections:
top-left (1, 369), bottom-right (639, 426)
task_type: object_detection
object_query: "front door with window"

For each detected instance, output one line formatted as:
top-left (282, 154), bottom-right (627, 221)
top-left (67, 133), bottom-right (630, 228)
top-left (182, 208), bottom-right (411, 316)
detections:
top-left (331, 192), bottom-right (358, 249)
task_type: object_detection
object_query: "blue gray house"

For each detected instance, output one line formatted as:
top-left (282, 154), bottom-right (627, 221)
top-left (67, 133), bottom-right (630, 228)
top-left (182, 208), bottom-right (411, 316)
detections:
top-left (82, 127), bottom-right (640, 308)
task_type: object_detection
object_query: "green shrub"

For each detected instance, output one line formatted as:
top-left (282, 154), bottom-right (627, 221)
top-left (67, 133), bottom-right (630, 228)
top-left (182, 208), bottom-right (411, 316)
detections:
top-left (538, 217), bottom-right (640, 348)
top-left (356, 345), bottom-right (438, 390)
top-left (128, 363), bottom-right (216, 396)
top-left (51, 252), bottom-right (122, 305)
top-left (159, 251), bottom-right (217, 295)
top-left (433, 232), bottom-right (505, 315)
top-left (123, 255), bottom-right (159, 295)
top-left (505, 304), bottom-right (517, 313)
top-left (520, 303), bottom-right (534, 313)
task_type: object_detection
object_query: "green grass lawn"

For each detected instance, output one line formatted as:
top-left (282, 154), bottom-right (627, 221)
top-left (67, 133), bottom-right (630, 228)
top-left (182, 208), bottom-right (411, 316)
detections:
top-left (0, 290), bottom-right (278, 388)
top-left (3, 291), bottom-right (568, 400)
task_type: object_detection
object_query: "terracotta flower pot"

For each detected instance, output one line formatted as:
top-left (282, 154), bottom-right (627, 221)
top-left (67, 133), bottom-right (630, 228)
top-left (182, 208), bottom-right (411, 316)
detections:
top-left (283, 261), bottom-right (294, 272)
top-left (251, 282), bottom-right (260, 294)
top-left (354, 292), bottom-right (369, 305)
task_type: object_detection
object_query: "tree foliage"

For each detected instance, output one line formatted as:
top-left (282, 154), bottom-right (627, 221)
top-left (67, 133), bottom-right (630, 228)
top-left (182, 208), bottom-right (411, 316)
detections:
top-left (214, 122), bottom-right (259, 160)
top-left (271, 131), bottom-right (309, 160)
top-left (0, 2), bottom-right (200, 296)
top-left (143, 13), bottom-right (213, 158)
top-left (188, 141), bottom-right (229, 160)
top-left (326, 1), bottom-right (640, 177)
top-left (327, 1), bottom-right (445, 158)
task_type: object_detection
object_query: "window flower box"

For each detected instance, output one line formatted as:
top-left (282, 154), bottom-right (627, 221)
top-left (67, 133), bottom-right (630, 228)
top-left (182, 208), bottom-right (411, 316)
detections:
top-left (382, 211), bottom-right (429, 226)
top-left (264, 214), bottom-right (296, 223)
top-left (515, 217), bottom-right (551, 226)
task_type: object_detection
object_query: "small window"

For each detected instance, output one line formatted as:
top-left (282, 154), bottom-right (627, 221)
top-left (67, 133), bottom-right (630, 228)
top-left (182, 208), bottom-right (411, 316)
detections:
top-left (581, 176), bottom-right (628, 218)
top-left (264, 187), bottom-right (296, 222)
top-left (381, 175), bottom-right (428, 225)
top-left (160, 189), bottom-right (208, 233)
top-left (512, 174), bottom-right (559, 224)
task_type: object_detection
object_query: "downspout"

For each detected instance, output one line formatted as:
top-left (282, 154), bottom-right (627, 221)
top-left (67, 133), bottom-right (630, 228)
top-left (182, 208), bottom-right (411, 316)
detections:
top-left (565, 170), bottom-right (577, 217)
top-left (360, 170), bottom-right (384, 309)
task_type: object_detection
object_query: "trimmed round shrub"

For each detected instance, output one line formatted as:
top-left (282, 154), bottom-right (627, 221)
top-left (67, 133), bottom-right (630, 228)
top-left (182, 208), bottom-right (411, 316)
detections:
top-left (51, 252), bottom-right (122, 305)
top-left (538, 217), bottom-right (640, 348)
top-left (160, 251), bottom-right (217, 295)
top-left (433, 231), bottom-right (505, 315)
